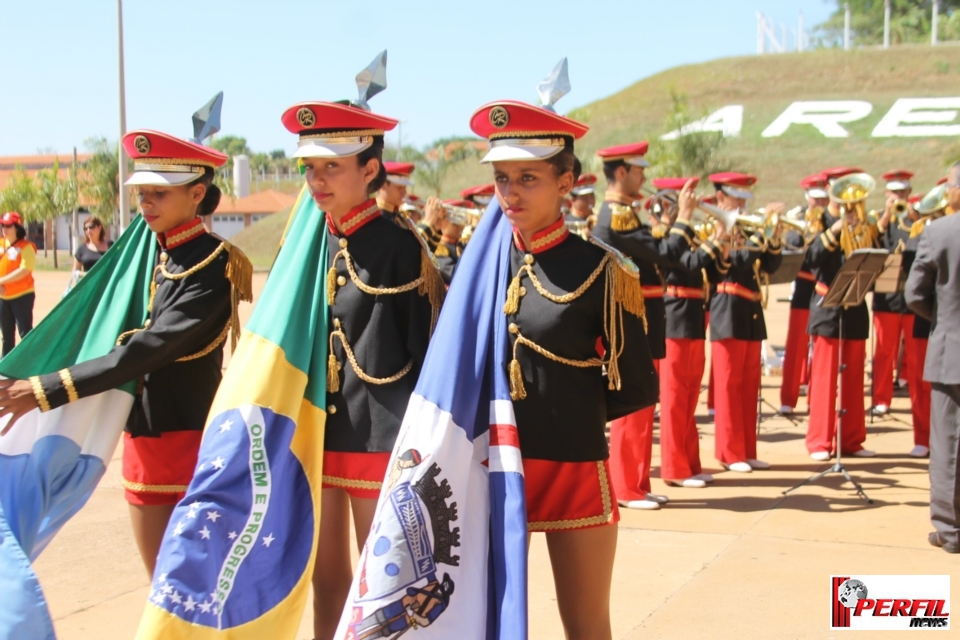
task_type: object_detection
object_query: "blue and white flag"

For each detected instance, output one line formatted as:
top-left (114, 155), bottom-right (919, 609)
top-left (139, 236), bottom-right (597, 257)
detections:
top-left (336, 201), bottom-right (528, 640)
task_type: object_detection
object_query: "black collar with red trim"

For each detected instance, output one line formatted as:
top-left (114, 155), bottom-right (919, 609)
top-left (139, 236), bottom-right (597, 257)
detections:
top-left (512, 216), bottom-right (569, 254)
top-left (325, 199), bottom-right (381, 237)
top-left (158, 217), bottom-right (206, 250)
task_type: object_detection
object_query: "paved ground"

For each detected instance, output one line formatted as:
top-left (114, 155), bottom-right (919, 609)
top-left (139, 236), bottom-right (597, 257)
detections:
top-left (25, 273), bottom-right (949, 639)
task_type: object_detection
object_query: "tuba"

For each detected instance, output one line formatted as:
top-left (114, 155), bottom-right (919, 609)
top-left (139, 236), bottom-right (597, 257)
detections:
top-left (908, 183), bottom-right (949, 238)
top-left (829, 172), bottom-right (878, 256)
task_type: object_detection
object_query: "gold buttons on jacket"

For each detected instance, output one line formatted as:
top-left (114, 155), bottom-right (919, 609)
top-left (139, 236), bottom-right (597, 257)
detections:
top-left (508, 323), bottom-right (519, 334)
top-left (337, 276), bottom-right (347, 286)
top-left (328, 405), bottom-right (337, 414)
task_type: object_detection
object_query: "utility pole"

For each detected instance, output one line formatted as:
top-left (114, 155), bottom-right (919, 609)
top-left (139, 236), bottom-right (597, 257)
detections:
top-left (932, 0), bottom-right (939, 46)
top-left (72, 146), bottom-right (79, 256)
top-left (844, 2), bottom-right (851, 50)
top-left (884, 0), bottom-right (891, 48)
top-left (757, 12), bottom-right (764, 55)
top-left (117, 0), bottom-right (130, 230)
top-left (798, 11), bottom-right (805, 52)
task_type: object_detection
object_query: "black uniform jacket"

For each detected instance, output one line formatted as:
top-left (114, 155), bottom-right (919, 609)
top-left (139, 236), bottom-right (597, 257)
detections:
top-left (872, 221), bottom-right (910, 314)
top-left (785, 229), bottom-right (816, 311)
top-left (434, 239), bottom-right (461, 285)
top-left (663, 222), bottom-right (724, 340)
top-left (36, 219), bottom-right (232, 438)
top-left (708, 231), bottom-right (782, 341)
top-left (506, 219), bottom-right (657, 462)
top-left (591, 196), bottom-right (697, 359)
top-left (806, 212), bottom-right (875, 340)
top-left (325, 200), bottom-right (437, 452)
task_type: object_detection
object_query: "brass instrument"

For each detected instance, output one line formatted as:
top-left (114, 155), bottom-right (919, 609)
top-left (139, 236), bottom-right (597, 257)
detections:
top-left (441, 203), bottom-right (479, 226)
top-left (565, 218), bottom-right (591, 239)
top-left (916, 183), bottom-right (948, 217)
top-left (829, 172), bottom-right (878, 256)
top-left (782, 204), bottom-right (821, 245)
top-left (642, 186), bottom-right (739, 234)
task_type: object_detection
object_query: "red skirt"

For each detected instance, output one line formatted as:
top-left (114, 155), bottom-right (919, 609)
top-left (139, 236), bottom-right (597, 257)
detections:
top-left (122, 431), bottom-right (202, 506)
top-left (524, 458), bottom-right (619, 532)
top-left (321, 451), bottom-right (391, 499)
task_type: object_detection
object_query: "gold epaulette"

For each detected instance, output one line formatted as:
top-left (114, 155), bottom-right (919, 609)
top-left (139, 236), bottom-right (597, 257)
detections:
top-left (909, 219), bottom-right (927, 239)
top-left (651, 223), bottom-right (668, 239)
top-left (609, 203), bottom-right (640, 232)
top-left (435, 243), bottom-right (450, 258)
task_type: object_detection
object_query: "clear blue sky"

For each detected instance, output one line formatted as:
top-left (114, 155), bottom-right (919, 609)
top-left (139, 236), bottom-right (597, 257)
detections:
top-left (0, 0), bottom-right (834, 156)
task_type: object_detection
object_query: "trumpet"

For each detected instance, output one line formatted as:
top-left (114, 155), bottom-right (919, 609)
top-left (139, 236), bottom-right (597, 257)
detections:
top-left (642, 186), bottom-right (739, 234)
top-left (441, 203), bottom-right (479, 226)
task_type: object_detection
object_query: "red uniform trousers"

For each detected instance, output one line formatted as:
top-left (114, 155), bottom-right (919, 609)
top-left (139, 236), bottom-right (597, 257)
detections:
top-left (780, 307), bottom-right (811, 409)
top-left (872, 311), bottom-right (907, 407)
top-left (902, 315), bottom-right (930, 447)
top-left (660, 338), bottom-right (705, 479)
top-left (609, 359), bottom-right (661, 501)
top-left (705, 311), bottom-right (715, 410)
top-left (806, 336), bottom-right (867, 454)
top-left (712, 339), bottom-right (761, 465)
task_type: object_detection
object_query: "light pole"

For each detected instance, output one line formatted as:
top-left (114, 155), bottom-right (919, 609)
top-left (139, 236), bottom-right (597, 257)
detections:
top-left (884, 0), bottom-right (891, 49)
top-left (117, 0), bottom-right (130, 230)
top-left (933, 0), bottom-right (940, 46)
top-left (844, 2), bottom-right (851, 51)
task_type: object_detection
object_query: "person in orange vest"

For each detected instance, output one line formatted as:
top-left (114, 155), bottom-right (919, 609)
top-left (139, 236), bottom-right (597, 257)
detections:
top-left (0, 211), bottom-right (37, 357)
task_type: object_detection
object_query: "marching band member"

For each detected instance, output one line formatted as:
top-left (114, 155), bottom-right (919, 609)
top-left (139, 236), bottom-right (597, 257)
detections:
top-left (433, 198), bottom-right (473, 284)
top-left (779, 174), bottom-right (829, 414)
top-left (869, 169), bottom-right (915, 417)
top-left (566, 173), bottom-right (597, 222)
top-left (0, 130), bottom-right (252, 576)
top-left (592, 141), bottom-right (694, 509)
top-left (281, 96), bottom-right (444, 639)
top-left (805, 170), bottom-right (877, 461)
top-left (461, 183), bottom-right (495, 208)
top-left (377, 161), bottom-right (415, 225)
top-left (707, 173), bottom-right (782, 473)
top-left (655, 177), bottom-right (729, 487)
top-left (469, 98), bottom-right (657, 639)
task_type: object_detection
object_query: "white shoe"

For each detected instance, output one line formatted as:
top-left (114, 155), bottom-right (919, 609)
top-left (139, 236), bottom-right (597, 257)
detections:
top-left (665, 478), bottom-right (706, 488)
top-left (646, 492), bottom-right (670, 504)
top-left (852, 449), bottom-right (876, 458)
top-left (910, 445), bottom-right (930, 458)
top-left (723, 461), bottom-right (752, 473)
top-left (618, 499), bottom-right (660, 510)
top-left (779, 405), bottom-right (794, 415)
top-left (898, 378), bottom-right (908, 388)
top-left (747, 459), bottom-right (770, 470)
top-left (869, 404), bottom-right (889, 417)
top-left (692, 473), bottom-right (715, 483)
top-left (707, 408), bottom-right (715, 417)
top-left (810, 451), bottom-right (831, 461)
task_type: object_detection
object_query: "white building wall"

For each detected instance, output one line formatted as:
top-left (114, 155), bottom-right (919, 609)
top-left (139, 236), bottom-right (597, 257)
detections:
top-left (211, 214), bottom-right (246, 239)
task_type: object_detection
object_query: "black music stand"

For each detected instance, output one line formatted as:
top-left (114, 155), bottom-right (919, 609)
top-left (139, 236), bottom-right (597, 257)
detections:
top-left (782, 249), bottom-right (888, 504)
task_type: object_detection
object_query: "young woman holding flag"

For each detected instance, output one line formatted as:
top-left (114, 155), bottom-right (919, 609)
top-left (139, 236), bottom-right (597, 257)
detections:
top-left (468, 98), bottom-right (658, 639)
top-left (0, 130), bottom-right (252, 576)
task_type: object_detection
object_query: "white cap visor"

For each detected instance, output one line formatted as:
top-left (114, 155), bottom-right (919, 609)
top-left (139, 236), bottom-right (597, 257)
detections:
top-left (387, 175), bottom-right (412, 186)
top-left (886, 180), bottom-right (910, 191)
top-left (472, 195), bottom-right (493, 205)
top-left (571, 186), bottom-right (596, 196)
top-left (720, 185), bottom-right (754, 200)
top-left (293, 139), bottom-right (372, 159)
top-left (481, 139), bottom-right (564, 163)
top-left (624, 156), bottom-right (651, 168)
top-left (125, 170), bottom-right (202, 187)
top-left (805, 187), bottom-right (828, 199)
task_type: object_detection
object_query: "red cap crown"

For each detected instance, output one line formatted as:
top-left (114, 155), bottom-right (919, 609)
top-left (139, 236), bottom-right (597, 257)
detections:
top-left (709, 172), bottom-right (756, 187)
top-left (597, 142), bottom-right (649, 161)
top-left (575, 173), bottom-right (598, 187)
top-left (937, 176), bottom-right (949, 186)
top-left (652, 176), bottom-right (698, 191)
top-left (122, 130), bottom-right (227, 186)
top-left (1, 212), bottom-right (23, 226)
top-left (821, 166), bottom-right (863, 181)
top-left (909, 194), bottom-right (922, 204)
top-left (469, 101), bottom-right (588, 163)
top-left (461, 183), bottom-right (496, 198)
top-left (881, 169), bottom-right (914, 182)
top-left (281, 101), bottom-right (398, 135)
top-left (800, 173), bottom-right (828, 190)
top-left (383, 161), bottom-right (415, 177)
top-left (442, 199), bottom-right (477, 209)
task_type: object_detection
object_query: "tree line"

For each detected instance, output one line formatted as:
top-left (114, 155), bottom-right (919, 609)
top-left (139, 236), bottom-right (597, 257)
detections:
top-left (816, 0), bottom-right (960, 47)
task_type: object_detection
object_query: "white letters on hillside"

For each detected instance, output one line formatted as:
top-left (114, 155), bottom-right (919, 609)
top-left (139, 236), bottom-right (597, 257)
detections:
top-left (761, 101), bottom-right (874, 138)
top-left (872, 98), bottom-right (960, 137)
top-left (661, 105), bottom-right (743, 140)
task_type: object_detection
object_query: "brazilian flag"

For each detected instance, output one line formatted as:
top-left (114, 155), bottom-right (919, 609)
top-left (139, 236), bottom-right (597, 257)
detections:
top-left (136, 187), bottom-right (327, 638)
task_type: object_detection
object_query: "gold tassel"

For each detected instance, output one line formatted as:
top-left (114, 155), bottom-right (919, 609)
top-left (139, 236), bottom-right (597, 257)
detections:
top-left (327, 266), bottom-right (338, 306)
top-left (503, 269), bottom-right (524, 315)
top-left (610, 205), bottom-right (640, 232)
top-left (435, 243), bottom-right (450, 258)
top-left (608, 259), bottom-right (647, 331)
top-left (224, 244), bottom-right (253, 353)
top-left (701, 268), bottom-right (710, 303)
top-left (327, 353), bottom-right (341, 393)
top-left (652, 223), bottom-right (667, 239)
top-left (910, 219), bottom-right (926, 239)
top-left (418, 250), bottom-right (446, 315)
top-left (508, 357), bottom-right (526, 400)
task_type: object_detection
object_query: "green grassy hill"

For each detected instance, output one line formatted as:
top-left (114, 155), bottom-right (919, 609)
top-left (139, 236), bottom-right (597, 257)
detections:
top-left (445, 45), bottom-right (960, 207)
top-left (234, 45), bottom-right (960, 263)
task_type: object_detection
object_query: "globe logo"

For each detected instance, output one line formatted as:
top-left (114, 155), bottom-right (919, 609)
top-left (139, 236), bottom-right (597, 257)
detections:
top-left (838, 579), bottom-right (868, 608)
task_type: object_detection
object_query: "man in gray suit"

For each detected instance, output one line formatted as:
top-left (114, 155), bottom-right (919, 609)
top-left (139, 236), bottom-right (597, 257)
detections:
top-left (905, 161), bottom-right (960, 554)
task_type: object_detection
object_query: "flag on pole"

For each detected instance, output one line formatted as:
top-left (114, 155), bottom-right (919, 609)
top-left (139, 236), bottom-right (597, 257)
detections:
top-left (136, 186), bottom-right (328, 639)
top-left (335, 200), bottom-right (528, 640)
top-left (0, 216), bottom-right (155, 639)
